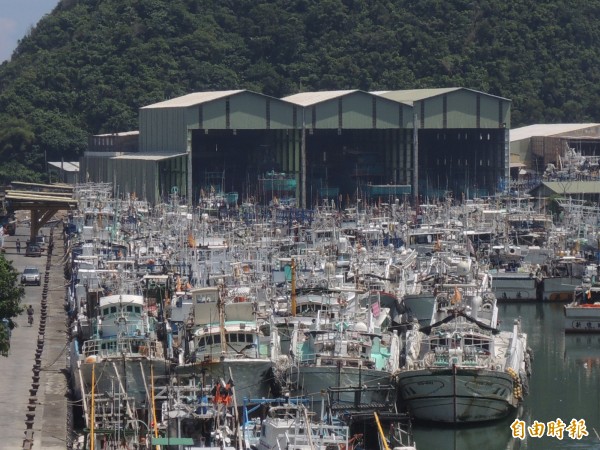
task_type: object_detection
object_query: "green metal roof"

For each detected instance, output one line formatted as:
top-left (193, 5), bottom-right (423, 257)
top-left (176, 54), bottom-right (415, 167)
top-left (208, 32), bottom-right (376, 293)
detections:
top-left (282, 90), bottom-right (358, 106)
top-left (377, 87), bottom-right (511, 105)
top-left (510, 124), bottom-right (600, 141)
top-left (110, 152), bottom-right (188, 161)
top-left (541, 181), bottom-right (600, 195)
top-left (142, 90), bottom-right (245, 108)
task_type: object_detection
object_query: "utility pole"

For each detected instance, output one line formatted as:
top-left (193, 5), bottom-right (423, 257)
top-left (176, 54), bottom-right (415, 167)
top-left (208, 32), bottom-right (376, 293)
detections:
top-left (413, 112), bottom-right (419, 205)
top-left (301, 108), bottom-right (307, 209)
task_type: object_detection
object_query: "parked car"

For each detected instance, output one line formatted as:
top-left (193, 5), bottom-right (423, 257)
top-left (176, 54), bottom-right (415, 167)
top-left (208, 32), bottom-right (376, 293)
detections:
top-left (35, 235), bottom-right (47, 250)
top-left (21, 267), bottom-right (41, 286)
top-left (25, 244), bottom-right (42, 257)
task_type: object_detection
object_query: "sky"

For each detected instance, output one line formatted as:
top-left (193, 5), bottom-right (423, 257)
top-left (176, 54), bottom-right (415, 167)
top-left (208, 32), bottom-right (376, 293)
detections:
top-left (0, 0), bottom-right (59, 63)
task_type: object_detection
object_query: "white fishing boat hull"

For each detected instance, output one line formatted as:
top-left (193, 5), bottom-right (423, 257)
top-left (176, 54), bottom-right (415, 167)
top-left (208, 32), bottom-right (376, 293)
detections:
top-left (543, 276), bottom-right (579, 302)
top-left (397, 368), bottom-right (518, 423)
top-left (564, 304), bottom-right (600, 332)
top-left (491, 273), bottom-right (538, 301)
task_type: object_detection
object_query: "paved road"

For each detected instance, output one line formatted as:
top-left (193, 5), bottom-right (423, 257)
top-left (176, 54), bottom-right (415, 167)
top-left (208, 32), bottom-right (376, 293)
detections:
top-left (0, 226), bottom-right (69, 450)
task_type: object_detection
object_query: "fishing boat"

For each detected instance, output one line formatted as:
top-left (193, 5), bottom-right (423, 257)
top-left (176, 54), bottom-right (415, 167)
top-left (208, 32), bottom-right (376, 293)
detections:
top-left (543, 255), bottom-right (588, 302)
top-left (70, 293), bottom-right (170, 405)
top-left (489, 245), bottom-right (542, 302)
top-left (397, 298), bottom-right (532, 423)
top-left (287, 313), bottom-right (401, 408)
top-left (326, 386), bottom-right (418, 450)
top-left (176, 285), bottom-right (284, 404)
top-left (243, 401), bottom-right (349, 450)
top-left (564, 267), bottom-right (600, 332)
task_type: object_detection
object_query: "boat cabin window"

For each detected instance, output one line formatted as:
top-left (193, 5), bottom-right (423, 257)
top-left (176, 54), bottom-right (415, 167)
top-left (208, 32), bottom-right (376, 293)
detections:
top-left (198, 335), bottom-right (221, 347)
top-left (126, 305), bottom-right (133, 312)
top-left (410, 233), bottom-right (441, 245)
top-left (429, 338), bottom-right (448, 350)
top-left (227, 333), bottom-right (253, 343)
top-left (297, 303), bottom-right (330, 315)
top-left (463, 336), bottom-right (490, 352)
top-left (103, 308), bottom-right (109, 315)
top-left (110, 306), bottom-right (117, 314)
top-left (135, 306), bottom-right (141, 313)
top-left (315, 231), bottom-right (333, 240)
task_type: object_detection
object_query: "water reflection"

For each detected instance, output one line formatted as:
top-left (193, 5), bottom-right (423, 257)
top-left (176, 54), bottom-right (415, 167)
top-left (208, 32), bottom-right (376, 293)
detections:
top-left (412, 303), bottom-right (600, 450)
top-left (413, 408), bottom-right (527, 450)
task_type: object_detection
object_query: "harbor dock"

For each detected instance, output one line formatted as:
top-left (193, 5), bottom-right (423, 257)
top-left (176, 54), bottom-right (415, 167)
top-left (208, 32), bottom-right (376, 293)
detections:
top-left (0, 225), bottom-right (69, 450)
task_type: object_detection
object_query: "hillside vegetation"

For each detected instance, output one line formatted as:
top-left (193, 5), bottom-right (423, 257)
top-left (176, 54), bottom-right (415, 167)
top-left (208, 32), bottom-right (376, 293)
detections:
top-left (1, 0), bottom-right (599, 181)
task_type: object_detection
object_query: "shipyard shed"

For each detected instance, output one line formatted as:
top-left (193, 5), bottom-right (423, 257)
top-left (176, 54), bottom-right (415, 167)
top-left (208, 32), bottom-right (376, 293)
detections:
top-left (47, 161), bottom-right (79, 184)
top-left (377, 88), bottom-right (511, 199)
top-left (109, 153), bottom-right (188, 204)
top-left (83, 87), bottom-right (513, 206)
top-left (80, 153), bottom-right (187, 205)
top-left (281, 90), bottom-right (414, 207)
top-left (529, 181), bottom-right (600, 204)
top-left (139, 90), bottom-right (301, 204)
top-left (139, 89), bottom-right (413, 207)
top-left (81, 130), bottom-right (188, 204)
top-left (510, 124), bottom-right (600, 174)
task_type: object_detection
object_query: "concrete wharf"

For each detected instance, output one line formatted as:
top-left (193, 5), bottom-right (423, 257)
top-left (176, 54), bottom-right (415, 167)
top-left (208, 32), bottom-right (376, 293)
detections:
top-left (0, 225), bottom-right (69, 449)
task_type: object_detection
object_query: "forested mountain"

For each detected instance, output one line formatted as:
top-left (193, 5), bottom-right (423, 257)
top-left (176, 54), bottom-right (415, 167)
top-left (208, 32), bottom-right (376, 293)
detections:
top-left (1, 0), bottom-right (599, 182)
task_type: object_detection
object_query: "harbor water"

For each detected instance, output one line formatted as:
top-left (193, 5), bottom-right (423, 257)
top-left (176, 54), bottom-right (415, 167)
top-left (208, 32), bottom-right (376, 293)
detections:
top-left (412, 302), bottom-right (600, 450)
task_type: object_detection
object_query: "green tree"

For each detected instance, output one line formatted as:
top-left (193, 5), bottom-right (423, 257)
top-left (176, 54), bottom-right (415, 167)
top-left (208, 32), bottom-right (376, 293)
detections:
top-left (0, 117), bottom-right (35, 161)
top-left (0, 255), bottom-right (25, 356)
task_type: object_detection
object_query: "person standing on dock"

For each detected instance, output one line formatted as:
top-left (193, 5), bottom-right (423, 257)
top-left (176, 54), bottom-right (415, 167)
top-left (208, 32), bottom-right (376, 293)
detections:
top-left (16, 239), bottom-right (20, 254)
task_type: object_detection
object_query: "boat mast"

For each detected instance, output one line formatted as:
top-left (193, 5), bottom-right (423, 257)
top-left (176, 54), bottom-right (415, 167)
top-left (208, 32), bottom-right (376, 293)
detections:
top-left (291, 258), bottom-right (297, 317)
top-left (218, 282), bottom-right (227, 355)
top-left (90, 363), bottom-right (95, 450)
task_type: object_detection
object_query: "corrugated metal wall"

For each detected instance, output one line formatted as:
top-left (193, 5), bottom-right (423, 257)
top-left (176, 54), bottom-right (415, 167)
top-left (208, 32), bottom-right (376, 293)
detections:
top-left (108, 159), bottom-right (157, 203)
top-left (341, 92), bottom-right (373, 129)
top-left (375, 98), bottom-right (413, 129)
top-left (446, 91), bottom-right (476, 128)
top-left (229, 92), bottom-right (267, 129)
top-left (313, 99), bottom-right (338, 129)
top-left (421, 96), bottom-right (444, 128)
top-left (416, 90), bottom-right (511, 130)
top-left (139, 107), bottom-right (188, 153)
top-left (79, 155), bottom-right (111, 183)
top-left (270, 101), bottom-right (295, 129)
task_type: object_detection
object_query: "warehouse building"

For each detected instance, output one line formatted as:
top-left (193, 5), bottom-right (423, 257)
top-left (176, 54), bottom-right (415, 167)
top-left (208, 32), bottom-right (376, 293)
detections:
top-left (510, 123), bottom-right (600, 174)
top-left (81, 88), bottom-right (511, 205)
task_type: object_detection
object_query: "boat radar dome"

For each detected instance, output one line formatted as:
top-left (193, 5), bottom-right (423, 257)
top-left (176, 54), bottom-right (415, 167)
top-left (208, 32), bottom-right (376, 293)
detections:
top-left (456, 260), bottom-right (471, 277)
top-left (353, 322), bottom-right (368, 332)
